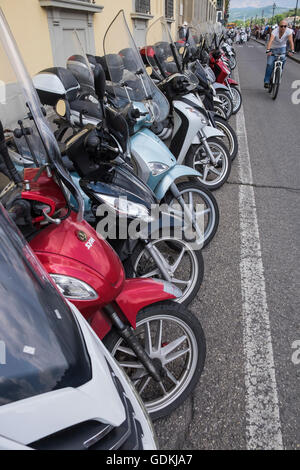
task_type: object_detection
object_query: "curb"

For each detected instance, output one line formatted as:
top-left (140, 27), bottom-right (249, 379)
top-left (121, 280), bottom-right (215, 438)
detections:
top-left (250, 37), bottom-right (300, 64)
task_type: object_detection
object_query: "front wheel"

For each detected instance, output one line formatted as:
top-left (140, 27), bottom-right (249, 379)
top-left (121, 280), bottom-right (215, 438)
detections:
top-left (272, 68), bottom-right (281, 100)
top-left (186, 138), bottom-right (232, 190)
top-left (213, 115), bottom-right (239, 161)
top-left (103, 301), bottom-right (206, 421)
top-left (230, 86), bottom-right (242, 114)
top-left (124, 238), bottom-right (204, 306)
top-left (215, 90), bottom-right (233, 119)
top-left (164, 181), bottom-right (220, 248)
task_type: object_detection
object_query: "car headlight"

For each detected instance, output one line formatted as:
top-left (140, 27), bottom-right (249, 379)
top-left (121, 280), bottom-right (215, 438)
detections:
top-left (50, 274), bottom-right (98, 300)
top-left (148, 162), bottom-right (170, 176)
top-left (96, 195), bottom-right (152, 222)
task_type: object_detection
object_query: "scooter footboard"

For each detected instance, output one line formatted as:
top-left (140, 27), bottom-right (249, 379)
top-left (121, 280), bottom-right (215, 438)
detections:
top-left (115, 278), bottom-right (180, 328)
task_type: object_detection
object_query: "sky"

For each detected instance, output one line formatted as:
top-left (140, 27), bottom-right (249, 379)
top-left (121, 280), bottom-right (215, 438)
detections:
top-left (230, 1), bottom-right (296, 8)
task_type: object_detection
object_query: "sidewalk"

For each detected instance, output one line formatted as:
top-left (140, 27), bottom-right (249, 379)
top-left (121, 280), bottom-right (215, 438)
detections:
top-left (251, 36), bottom-right (300, 64)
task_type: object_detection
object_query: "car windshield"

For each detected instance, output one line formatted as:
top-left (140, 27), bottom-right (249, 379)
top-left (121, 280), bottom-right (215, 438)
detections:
top-left (0, 204), bottom-right (92, 406)
top-left (0, 8), bottom-right (84, 220)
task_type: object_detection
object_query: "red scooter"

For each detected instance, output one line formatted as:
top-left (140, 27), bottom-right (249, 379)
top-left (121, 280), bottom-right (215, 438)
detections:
top-left (209, 49), bottom-right (242, 114)
top-left (0, 13), bottom-right (206, 421)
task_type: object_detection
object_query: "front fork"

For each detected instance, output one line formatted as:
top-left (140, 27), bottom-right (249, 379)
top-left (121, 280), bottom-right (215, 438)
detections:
top-left (169, 182), bottom-right (204, 246)
top-left (197, 130), bottom-right (218, 165)
top-left (225, 79), bottom-right (234, 99)
top-left (103, 303), bottom-right (162, 383)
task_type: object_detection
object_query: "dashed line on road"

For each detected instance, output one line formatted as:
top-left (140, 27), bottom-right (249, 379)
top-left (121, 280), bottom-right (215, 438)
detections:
top-left (235, 65), bottom-right (284, 450)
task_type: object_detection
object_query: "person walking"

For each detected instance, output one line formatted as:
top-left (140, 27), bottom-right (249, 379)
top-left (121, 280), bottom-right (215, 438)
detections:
top-left (264, 20), bottom-right (295, 88)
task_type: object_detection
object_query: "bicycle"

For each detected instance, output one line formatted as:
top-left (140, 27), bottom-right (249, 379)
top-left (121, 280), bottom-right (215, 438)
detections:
top-left (268, 52), bottom-right (289, 100)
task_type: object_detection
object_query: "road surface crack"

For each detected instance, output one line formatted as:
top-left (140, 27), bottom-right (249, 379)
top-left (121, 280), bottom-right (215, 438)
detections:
top-left (227, 181), bottom-right (300, 193)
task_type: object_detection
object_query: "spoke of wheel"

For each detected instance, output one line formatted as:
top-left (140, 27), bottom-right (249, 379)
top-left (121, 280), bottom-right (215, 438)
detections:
top-left (202, 165), bottom-right (210, 182)
top-left (169, 247), bottom-right (186, 273)
top-left (116, 346), bottom-right (137, 357)
top-left (161, 335), bottom-right (187, 356)
top-left (164, 368), bottom-right (179, 386)
top-left (118, 361), bottom-right (144, 369)
top-left (209, 166), bottom-right (222, 177)
top-left (153, 319), bottom-right (163, 352)
top-left (144, 322), bottom-right (153, 354)
top-left (140, 268), bottom-right (161, 278)
top-left (164, 347), bottom-right (190, 364)
top-left (172, 278), bottom-right (191, 289)
top-left (158, 380), bottom-right (168, 396)
top-left (196, 207), bottom-right (210, 217)
top-left (136, 376), bottom-right (152, 395)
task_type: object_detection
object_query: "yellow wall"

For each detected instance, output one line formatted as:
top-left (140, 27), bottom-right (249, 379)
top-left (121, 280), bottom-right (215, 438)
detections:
top-left (0, 0), bottom-right (53, 75)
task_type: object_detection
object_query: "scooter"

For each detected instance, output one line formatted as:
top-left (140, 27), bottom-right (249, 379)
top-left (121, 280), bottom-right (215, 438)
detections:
top-left (139, 16), bottom-right (231, 190)
top-left (209, 39), bottom-right (242, 115)
top-left (0, 20), bottom-right (206, 420)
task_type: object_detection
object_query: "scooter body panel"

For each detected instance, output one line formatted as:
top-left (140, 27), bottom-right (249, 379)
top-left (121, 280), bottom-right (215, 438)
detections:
top-left (29, 211), bottom-right (125, 291)
top-left (171, 98), bottom-right (207, 165)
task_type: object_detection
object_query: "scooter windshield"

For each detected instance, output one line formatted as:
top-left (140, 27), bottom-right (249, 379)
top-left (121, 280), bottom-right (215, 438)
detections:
top-left (103, 10), bottom-right (169, 123)
top-left (67, 30), bottom-right (96, 97)
top-left (146, 17), bottom-right (198, 87)
top-left (0, 9), bottom-right (84, 220)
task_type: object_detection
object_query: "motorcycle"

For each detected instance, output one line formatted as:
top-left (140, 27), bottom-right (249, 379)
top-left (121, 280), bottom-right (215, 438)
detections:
top-left (0, 15), bottom-right (206, 420)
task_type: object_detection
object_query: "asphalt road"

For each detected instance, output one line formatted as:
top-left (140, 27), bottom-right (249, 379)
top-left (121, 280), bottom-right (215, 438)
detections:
top-left (154, 41), bottom-right (300, 450)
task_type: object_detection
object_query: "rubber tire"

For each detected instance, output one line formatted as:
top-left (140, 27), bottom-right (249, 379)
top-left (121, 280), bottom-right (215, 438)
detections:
top-left (213, 115), bottom-right (239, 161)
top-left (124, 239), bottom-right (204, 306)
top-left (229, 56), bottom-right (237, 70)
top-left (186, 138), bottom-right (232, 191)
top-left (230, 86), bottom-right (242, 114)
top-left (213, 103), bottom-right (228, 120)
top-left (164, 181), bottom-right (220, 248)
top-left (215, 90), bottom-right (233, 119)
top-left (272, 68), bottom-right (280, 100)
top-left (103, 300), bottom-right (206, 421)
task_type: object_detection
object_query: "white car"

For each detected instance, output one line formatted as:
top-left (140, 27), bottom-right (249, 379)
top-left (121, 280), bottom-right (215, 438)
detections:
top-left (0, 206), bottom-right (157, 450)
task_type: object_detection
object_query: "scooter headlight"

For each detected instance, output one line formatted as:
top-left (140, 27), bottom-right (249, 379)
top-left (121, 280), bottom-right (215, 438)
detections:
top-left (50, 274), bottom-right (98, 300)
top-left (148, 162), bottom-right (170, 176)
top-left (96, 195), bottom-right (152, 222)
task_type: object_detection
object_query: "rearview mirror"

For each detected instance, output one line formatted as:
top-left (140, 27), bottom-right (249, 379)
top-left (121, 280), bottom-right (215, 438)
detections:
top-left (55, 99), bottom-right (67, 118)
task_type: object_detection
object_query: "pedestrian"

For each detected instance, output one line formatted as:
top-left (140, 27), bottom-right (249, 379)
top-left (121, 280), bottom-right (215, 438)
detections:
top-left (295, 27), bottom-right (300, 53)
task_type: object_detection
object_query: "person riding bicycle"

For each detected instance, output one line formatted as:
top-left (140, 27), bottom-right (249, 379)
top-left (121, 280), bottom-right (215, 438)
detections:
top-left (264, 20), bottom-right (295, 89)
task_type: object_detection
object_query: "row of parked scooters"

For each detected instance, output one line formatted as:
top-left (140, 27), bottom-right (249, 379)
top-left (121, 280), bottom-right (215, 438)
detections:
top-left (0, 10), bottom-right (241, 449)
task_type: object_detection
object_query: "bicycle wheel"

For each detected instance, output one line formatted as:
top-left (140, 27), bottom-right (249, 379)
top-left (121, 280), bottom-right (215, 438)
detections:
top-left (272, 68), bottom-right (281, 100)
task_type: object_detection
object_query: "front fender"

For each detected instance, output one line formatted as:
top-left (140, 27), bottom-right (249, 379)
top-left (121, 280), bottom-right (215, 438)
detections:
top-left (213, 83), bottom-right (230, 92)
top-left (228, 78), bottom-right (238, 86)
top-left (116, 278), bottom-right (179, 328)
top-left (193, 125), bottom-right (224, 142)
top-left (154, 165), bottom-right (201, 200)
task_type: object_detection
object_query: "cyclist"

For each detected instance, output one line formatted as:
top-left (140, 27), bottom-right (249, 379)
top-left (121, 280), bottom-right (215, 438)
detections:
top-left (264, 20), bottom-right (295, 89)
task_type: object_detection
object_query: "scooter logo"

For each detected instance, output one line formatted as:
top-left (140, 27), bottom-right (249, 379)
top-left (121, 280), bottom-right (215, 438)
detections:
top-left (0, 340), bottom-right (6, 365)
top-left (85, 237), bottom-right (95, 250)
top-left (0, 80), bottom-right (6, 104)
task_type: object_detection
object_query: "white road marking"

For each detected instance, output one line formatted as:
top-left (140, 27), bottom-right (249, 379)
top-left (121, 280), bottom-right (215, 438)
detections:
top-left (235, 66), bottom-right (284, 450)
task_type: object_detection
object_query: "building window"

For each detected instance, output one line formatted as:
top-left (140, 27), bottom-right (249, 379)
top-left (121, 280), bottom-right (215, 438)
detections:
top-left (165, 0), bottom-right (174, 19)
top-left (135, 0), bottom-right (151, 14)
top-left (217, 0), bottom-right (223, 9)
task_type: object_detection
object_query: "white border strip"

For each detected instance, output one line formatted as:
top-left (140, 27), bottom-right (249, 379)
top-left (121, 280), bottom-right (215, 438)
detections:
top-left (235, 66), bottom-right (283, 450)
